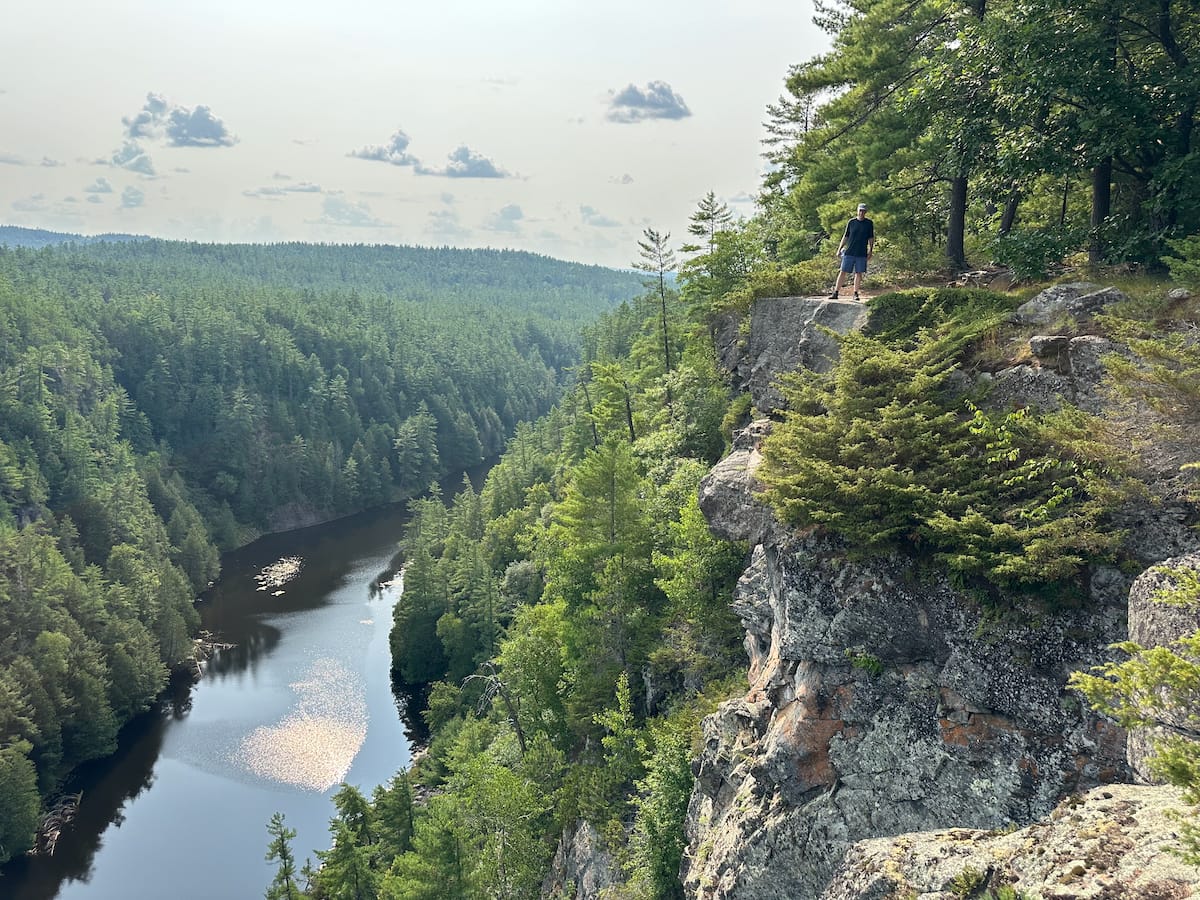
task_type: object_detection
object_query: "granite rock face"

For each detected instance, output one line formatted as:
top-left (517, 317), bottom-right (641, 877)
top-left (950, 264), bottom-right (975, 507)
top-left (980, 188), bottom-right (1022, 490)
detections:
top-left (714, 298), bottom-right (868, 415)
top-left (1125, 553), bottom-right (1200, 782)
top-left (542, 820), bottom-right (619, 900)
top-left (686, 291), bottom-right (1199, 900)
top-left (686, 454), bottom-right (1130, 898)
top-left (822, 784), bottom-right (1200, 899)
top-left (985, 334), bottom-right (1123, 413)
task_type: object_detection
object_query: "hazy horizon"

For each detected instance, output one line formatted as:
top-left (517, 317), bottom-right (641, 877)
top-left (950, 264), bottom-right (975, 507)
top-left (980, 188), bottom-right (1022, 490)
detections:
top-left (2, 1), bottom-right (828, 268)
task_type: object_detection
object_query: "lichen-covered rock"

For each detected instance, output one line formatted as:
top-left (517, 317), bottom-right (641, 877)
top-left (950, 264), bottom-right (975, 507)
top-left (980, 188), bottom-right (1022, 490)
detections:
top-left (821, 784), bottom-right (1200, 899)
top-left (681, 524), bottom-right (1130, 900)
top-left (986, 363), bottom-right (1075, 411)
top-left (1125, 553), bottom-right (1200, 782)
top-left (698, 419), bottom-right (774, 546)
top-left (542, 820), bottom-right (619, 899)
top-left (1029, 334), bottom-right (1071, 371)
top-left (685, 287), bottom-right (1199, 900)
top-left (714, 298), bottom-right (868, 415)
top-left (985, 334), bottom-right (1124, 413)
top-left (1011, 282), bottom-right (1129, 326)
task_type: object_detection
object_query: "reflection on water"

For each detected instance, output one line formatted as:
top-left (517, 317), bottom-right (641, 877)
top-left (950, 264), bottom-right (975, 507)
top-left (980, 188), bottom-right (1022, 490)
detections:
top-left (236, 658), bottom-right (368, 791)
top-left (0, 499), bottom-right (423, 900)
top-left (1, 710), bottom-right (168, 897)
top-left (202, 621), bottom-right (282, 678)
top-left (2, 461), bottom-right (492, 900)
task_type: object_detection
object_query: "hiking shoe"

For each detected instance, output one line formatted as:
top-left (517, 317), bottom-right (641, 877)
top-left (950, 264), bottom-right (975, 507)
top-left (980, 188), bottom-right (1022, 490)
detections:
top-left (827, 290), bottom-right (839, 299)
top-left (853, 292), bottom-right (861, 302)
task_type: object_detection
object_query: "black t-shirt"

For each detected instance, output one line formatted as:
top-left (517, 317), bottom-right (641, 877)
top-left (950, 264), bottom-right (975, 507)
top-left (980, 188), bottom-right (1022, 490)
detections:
top-left (843, 217), bottom-right (874, 256)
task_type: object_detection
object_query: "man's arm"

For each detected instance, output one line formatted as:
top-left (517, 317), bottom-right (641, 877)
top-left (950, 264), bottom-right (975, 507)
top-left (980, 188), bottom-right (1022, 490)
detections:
top-left (836, 222), bottom-right (849, 256)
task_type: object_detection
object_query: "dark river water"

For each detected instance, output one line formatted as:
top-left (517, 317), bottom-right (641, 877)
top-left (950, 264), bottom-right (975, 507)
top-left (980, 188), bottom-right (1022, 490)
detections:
top-left (3, 500), bottom-right (426, 900)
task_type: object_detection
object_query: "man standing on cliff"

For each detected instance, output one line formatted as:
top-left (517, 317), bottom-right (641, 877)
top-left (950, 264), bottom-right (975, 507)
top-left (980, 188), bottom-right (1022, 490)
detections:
top-left (828, 203), bottom-right (874, 302)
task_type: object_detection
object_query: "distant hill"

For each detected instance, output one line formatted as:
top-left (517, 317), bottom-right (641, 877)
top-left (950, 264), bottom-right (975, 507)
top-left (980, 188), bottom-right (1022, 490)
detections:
top-left (6, 237), bottom-right (645, 321)
top-left (0, 225), bottom-right (147, 248)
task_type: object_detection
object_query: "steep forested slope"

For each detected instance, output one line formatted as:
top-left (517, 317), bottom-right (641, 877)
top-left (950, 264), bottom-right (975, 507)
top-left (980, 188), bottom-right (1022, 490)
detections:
top-left (0, 239), bottom-right (640, 863)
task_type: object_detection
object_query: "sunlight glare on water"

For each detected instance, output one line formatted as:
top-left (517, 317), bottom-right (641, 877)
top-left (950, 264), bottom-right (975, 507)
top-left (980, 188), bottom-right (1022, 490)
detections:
top-left (235, 657), bottom-right (369, 791)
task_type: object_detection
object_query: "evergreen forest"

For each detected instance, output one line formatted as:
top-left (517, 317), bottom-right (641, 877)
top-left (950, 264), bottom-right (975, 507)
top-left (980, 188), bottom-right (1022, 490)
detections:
top-left (269, 1), bottom-right (1200, 897)
top-left (0, 239), bottom-right (641, 864)
top-left (1, 0), bottom-right (1199, 895)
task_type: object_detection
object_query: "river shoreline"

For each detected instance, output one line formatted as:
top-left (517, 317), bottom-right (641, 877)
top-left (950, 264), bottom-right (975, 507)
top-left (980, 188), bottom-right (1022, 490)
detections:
top-left (0, 493), bottom-right (432, 899)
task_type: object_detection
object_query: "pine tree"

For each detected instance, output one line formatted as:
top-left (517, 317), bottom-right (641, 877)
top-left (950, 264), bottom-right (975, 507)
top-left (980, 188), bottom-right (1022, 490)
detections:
top-left (633, 229), bottom-right (678, 389)
top-left (264, 812), bottom-right (304, 900)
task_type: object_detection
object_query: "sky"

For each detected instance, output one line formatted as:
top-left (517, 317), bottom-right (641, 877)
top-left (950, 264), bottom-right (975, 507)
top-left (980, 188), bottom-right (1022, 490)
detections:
top-left (1, 0), bottom-right (828, 269)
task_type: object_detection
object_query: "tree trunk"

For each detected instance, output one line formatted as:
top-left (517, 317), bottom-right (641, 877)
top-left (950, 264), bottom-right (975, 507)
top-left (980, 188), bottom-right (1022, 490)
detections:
top-left (999, 190), bottom-right (1020, 236)
top-left (580, 383), bottom-right (599, 450)
top-left (947, 175), bottom-right (968, 271)
top-left (658, 285), bottom-right (673, 409)
top-left (1089, 157), bottom-right (1112, 265)
top-left (622, 381), bottom-right (636, 444)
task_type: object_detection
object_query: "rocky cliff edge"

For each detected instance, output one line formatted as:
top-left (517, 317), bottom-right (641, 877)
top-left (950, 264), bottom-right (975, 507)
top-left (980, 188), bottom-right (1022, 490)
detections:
top-left (685, 289), bottom-right (1200, 899)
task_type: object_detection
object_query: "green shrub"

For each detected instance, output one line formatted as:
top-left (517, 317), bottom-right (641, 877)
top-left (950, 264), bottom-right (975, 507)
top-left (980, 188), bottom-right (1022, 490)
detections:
top-left (844, 649), bottom-right (883, 677)
top-left (949, 866), bottom-right (985, 897)
top-left (758, 308), bottom-right (1128, 593)
top-left (723, 259), bottom-right (833, 313)
top-left (864, 288), bottom-right (1018, 346)
top-left (1164, 233), bottom-right (1200, 287)
top-left (720, 393), bottom-right (753, 446)
top-left (988, 226), bottom-right (1086, 281)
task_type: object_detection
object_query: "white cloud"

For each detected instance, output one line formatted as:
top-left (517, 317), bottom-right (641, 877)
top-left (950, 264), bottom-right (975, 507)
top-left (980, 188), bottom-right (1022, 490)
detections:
top-left (417, 145), bottom-right (509, 179)
top-left (11, 193), bottom-right (48, 212)
top-left (244, 181), bottom-right (323, 199)
top-left (483, 203), bottom-right (524, 232)
top-left (121, 186), bottom-right (145, 208)
top-left (606, 80), bottom-right (692, 123)
top-left (108, 141), bottom-right (156, 176)
top-left (580, 205), bottom-right (620, 227)
top-left (427, 208), bottom-right (470, 239)
top-left (349, 129), bottom-right (419, 166)
top-left (84, 177), bottom-right (114, 193)
top-left (312, 196), bottom-right (387, 227)
top-left (122, 92), bottom-right (236, 147)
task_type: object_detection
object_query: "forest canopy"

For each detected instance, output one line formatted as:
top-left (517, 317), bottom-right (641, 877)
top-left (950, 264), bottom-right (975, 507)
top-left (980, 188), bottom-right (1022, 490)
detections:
top-left (0, 238), bottom-right (640, 864)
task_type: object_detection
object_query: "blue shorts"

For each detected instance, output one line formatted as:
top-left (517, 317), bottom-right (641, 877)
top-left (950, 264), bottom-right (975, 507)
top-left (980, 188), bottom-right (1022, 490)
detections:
top-left (840, 254), bottom-right (868, 274)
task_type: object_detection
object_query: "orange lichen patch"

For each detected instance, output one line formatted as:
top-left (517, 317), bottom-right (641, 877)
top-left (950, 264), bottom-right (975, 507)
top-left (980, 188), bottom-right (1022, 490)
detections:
top-left (1093, 719), bottom-right (1127, 760)
top-left (830, 681), bottom-right (857, 713)
top-left (939, 712), bottom-right (1020, 749)
top-left (771, 676), bottom-right (849, 791)
top-left (794, 716), bottom-right (846, 789)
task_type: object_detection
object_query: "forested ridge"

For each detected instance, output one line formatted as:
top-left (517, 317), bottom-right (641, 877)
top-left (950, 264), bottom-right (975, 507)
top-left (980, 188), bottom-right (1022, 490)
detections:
top-left (270, 1), bottom-right (1200, 896)
top-left (2, 0), bottom-right (1198, 892)
top-left (0, 239), bottom-right (641, 864)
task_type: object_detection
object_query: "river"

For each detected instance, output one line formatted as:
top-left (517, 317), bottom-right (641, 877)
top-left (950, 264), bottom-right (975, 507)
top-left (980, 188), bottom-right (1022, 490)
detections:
top-left (3, 500), bottom-right (428, 900)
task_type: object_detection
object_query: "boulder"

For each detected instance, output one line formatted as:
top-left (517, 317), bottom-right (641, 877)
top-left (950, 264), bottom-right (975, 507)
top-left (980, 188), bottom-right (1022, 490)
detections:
top-left (698, 420), bottom-right (775, 546)
top-left (1011, 283), bottom-right (1129, 326)
top-left (822, 784), bottom-right (1200, 900)
top-left (715, 298), bottom-right (868, 415)
top-left (1126, 553), bottom-right (1200, 782)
